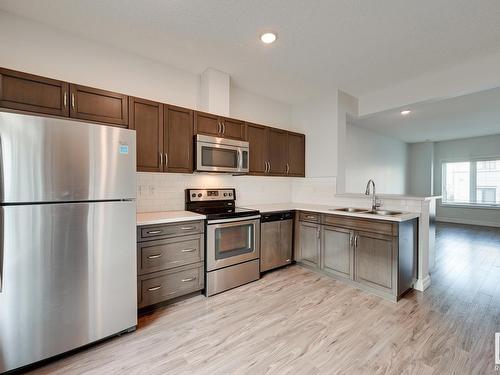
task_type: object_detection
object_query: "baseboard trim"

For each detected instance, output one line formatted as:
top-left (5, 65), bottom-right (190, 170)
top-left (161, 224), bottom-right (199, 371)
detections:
top-left (436, 217), bottom-right (500, 228)
top-left (413, 275), bottom-right (431, 292)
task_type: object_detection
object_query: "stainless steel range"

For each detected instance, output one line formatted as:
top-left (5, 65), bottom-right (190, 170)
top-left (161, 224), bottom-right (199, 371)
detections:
top-left (185, 188), bottom-right (260, 296)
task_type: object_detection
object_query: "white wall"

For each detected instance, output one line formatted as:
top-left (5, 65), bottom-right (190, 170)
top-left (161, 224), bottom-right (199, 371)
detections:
top-left (0, 11), bottom-right (200, 109)
top-left (434, 134), bottom-right (500, 227)
top-left (291, 91), bottom-right (339, 178)
top-left (408, 142), bottom-right (434, 196)
top-left (230, 84), bottom-right (293, 130)
top-left (344, 124), bottom-right (409, 195)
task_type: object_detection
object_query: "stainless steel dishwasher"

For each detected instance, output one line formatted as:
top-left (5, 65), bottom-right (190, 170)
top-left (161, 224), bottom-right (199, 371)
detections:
top-left (260, 211), bottom-right (294, 272)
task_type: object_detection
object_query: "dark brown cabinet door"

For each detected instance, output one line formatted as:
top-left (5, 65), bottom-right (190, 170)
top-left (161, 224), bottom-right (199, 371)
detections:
top-left (287, 132), bottom-right (305, 177)
top-left (221, 117), bottom-right (245, 140)
top-left (0, 68), bottom-right (69, 116)
top-left (164, 105), bottom-right (194, 173)
top-left (194, 111), bottom-right (220, 137)
top-left (129, 97), bottom-right (164, 172)
top-left (70, 84), bottom-right (128, 127)
top-left (246, 123), bottom-right (268, 175)
top-left (268, 128), bottom-right (288, 175)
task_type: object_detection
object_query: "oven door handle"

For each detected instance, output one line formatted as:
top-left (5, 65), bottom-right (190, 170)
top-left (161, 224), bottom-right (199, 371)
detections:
top-left (207, 215), bottom-right (261, 225)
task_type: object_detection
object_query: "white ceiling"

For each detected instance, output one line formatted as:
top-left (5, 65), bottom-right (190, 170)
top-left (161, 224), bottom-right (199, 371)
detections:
top-left (349, 86), bottom-right (500, 143)
top-left (2, 1), bottom-right (500, 104)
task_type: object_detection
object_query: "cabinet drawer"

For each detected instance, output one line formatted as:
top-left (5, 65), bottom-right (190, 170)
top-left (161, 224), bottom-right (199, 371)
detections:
top-left (323, 214), bottom-right (397, 236)
top-left (138, 264), bottom-right (204, 308)
top-left (138, 221), bottom-right (203, 241)
top-left (299, 211), bottom-right (321, 223)
top-left (137, 234), bottom-right (204, 275)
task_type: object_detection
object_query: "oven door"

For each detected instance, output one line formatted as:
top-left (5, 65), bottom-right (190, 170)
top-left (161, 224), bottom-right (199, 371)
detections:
top-left (196, 136), bottom-right (249, 173)
top-left (206, 216), bottom-right (260, 271)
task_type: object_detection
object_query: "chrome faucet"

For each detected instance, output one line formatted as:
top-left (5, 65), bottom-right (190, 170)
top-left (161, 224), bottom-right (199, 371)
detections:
top-left (365, 179), bottom-right (381, 211)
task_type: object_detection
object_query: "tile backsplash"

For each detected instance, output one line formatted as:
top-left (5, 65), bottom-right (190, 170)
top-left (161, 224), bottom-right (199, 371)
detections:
top-left (137, 172), bottom-right (294, 212)
top-left (137, 173), bottom-right (425, 213)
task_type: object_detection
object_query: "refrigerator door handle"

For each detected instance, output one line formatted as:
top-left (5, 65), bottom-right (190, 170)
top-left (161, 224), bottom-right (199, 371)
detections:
top-left (0, 208), bottom-right (3, 293)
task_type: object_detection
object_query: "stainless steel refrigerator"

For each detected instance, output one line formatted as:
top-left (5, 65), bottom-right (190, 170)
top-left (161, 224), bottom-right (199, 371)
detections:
top-left (0, 112), bottom-right (137, 373)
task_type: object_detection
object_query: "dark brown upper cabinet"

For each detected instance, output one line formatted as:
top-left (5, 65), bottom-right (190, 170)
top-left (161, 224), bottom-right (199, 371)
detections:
top-left (194, 111), bottom-right (245, 140)
top-left (247, 122), bottom-right (305, 178)
top-left (164, 105), bottom-right (194, 173)
top-left (267, 128), bottom-right (288, 175)
top-left (247, 123), bottom-right (268, 175)
top-left (70, 84), bottom-right (128, 127)
top-left (287, 131), bottom-right (305, 177)
top-left (0, 68), bottom-right (69, 117)
top-left (129, 97), bottom-right (164, 173)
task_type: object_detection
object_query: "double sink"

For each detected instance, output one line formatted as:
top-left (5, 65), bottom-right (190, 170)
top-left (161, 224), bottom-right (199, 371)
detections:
top-left (332, 207), bottom-right (402, 216)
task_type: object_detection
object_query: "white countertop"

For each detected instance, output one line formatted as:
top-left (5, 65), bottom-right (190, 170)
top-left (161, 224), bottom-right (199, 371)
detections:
top-left (244, 203), bottom-right (420, 222)
top-left (137, 211), bottom-right (206, 226)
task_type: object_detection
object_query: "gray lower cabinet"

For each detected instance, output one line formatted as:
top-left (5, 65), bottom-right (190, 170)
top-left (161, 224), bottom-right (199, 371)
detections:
top-left (321, 226), bottom-right (353, 280)
top-left (297, 221), bottom-right (321, 268)
top-left (297, 211), bottom-right (417, 302)
top-left (354, 231), bottom-right (395, 293)
top-left (137, 220), bottom-right (204, 309)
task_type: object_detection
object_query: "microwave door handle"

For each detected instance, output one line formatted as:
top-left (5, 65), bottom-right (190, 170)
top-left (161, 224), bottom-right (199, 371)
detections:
top-left (237, 149), bottom-right (242, 170)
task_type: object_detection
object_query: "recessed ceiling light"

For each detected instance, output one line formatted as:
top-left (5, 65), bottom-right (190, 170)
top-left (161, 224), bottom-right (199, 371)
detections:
top-left (260, 32), bottom-right (277, 44)
top-left (401, 110), bottom-right (411, 115)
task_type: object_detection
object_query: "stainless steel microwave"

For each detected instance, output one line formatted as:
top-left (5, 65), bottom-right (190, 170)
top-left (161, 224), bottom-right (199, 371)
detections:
top-left (195, 134), bottom-right (249, 173)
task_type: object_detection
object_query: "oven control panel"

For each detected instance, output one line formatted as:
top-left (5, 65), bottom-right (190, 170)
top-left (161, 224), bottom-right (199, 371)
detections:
top-left (186, 188), bottom-right (235, 202)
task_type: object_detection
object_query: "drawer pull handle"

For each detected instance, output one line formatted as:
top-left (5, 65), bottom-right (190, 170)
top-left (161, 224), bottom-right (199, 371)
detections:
top-left (147, 285), bottom-right (162, 292)
top-left (181, 277), bottom-right (196, 282)
top-left (180, 226), bottom-right (196, 230)
top-left (147, 230), bottom-right (162, 234)
top-left (286, 259), bottom-right (291, 262)
top-left (147, 253), bottom-right (162, 259)
top-left (181, 248), bottom-right (196, 253)
top-left (306, 215), bottom-right (316, 219)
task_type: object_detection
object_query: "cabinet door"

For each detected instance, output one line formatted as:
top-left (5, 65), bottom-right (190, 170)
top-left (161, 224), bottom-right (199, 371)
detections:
top-left (298, 222), bottom-right (320, 268)
top-left (221, 117), bottom-right (245, 140)
top-left (70, 84), bottom-right (128, 127)
top-left (129, 97), bottom-right (163, 172)
top-left (268, 128), bottom-right (288, 175)
top-left (164, 105), bottom-right (194, 173)
top-left (194, 111), bottom-right (220, 137)
top-left (0, 68), bottom-right (69, 117)
top-left (322, 226), bottom-right (352, 279)
top-left (246, 123), bottom-right (268, 175)
top-left (287, 132), bottom-right (305, 177)
top-left (280, 219), bottom-right (293, 265)
top-left (354, 231), bottom-right (396, 293)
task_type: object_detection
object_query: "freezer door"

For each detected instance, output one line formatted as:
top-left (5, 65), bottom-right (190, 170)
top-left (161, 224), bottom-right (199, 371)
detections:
top-left (0, 112), bottom-right (136, 203)
top-left (0, 201), bottom-right (137, 373)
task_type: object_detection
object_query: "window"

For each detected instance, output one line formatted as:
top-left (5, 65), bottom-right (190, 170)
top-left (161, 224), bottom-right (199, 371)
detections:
top-left (442, 159), bottom-right (500, 206)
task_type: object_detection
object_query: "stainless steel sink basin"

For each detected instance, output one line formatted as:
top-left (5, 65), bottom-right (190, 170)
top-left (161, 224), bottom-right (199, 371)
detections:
top-left (331, 208), bottom-right (368, 213)
top-left (367, 210), bottom-right (402, 216)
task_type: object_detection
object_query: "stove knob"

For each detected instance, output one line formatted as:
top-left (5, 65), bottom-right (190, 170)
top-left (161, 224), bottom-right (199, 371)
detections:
top-left (223, 193), bottom-right (227, 197)
top-left (191, 193), bottom-right (196, 198)
top-left (198, 193), bottom-right (202, 198)
top-left (229, 192), bottom-right (232, 197)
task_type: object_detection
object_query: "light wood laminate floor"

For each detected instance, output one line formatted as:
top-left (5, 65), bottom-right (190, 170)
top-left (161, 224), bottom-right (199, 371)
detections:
top-left (27, 223), bottom-right (500, 374)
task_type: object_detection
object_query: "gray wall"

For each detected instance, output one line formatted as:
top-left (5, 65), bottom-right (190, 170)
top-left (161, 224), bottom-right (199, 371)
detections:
top-left (408, 142), bottom-right (434, 196)
top-left (434, 134), bottom-right (500, 227)
top-left (345, 124), bottom-right (409, 194)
